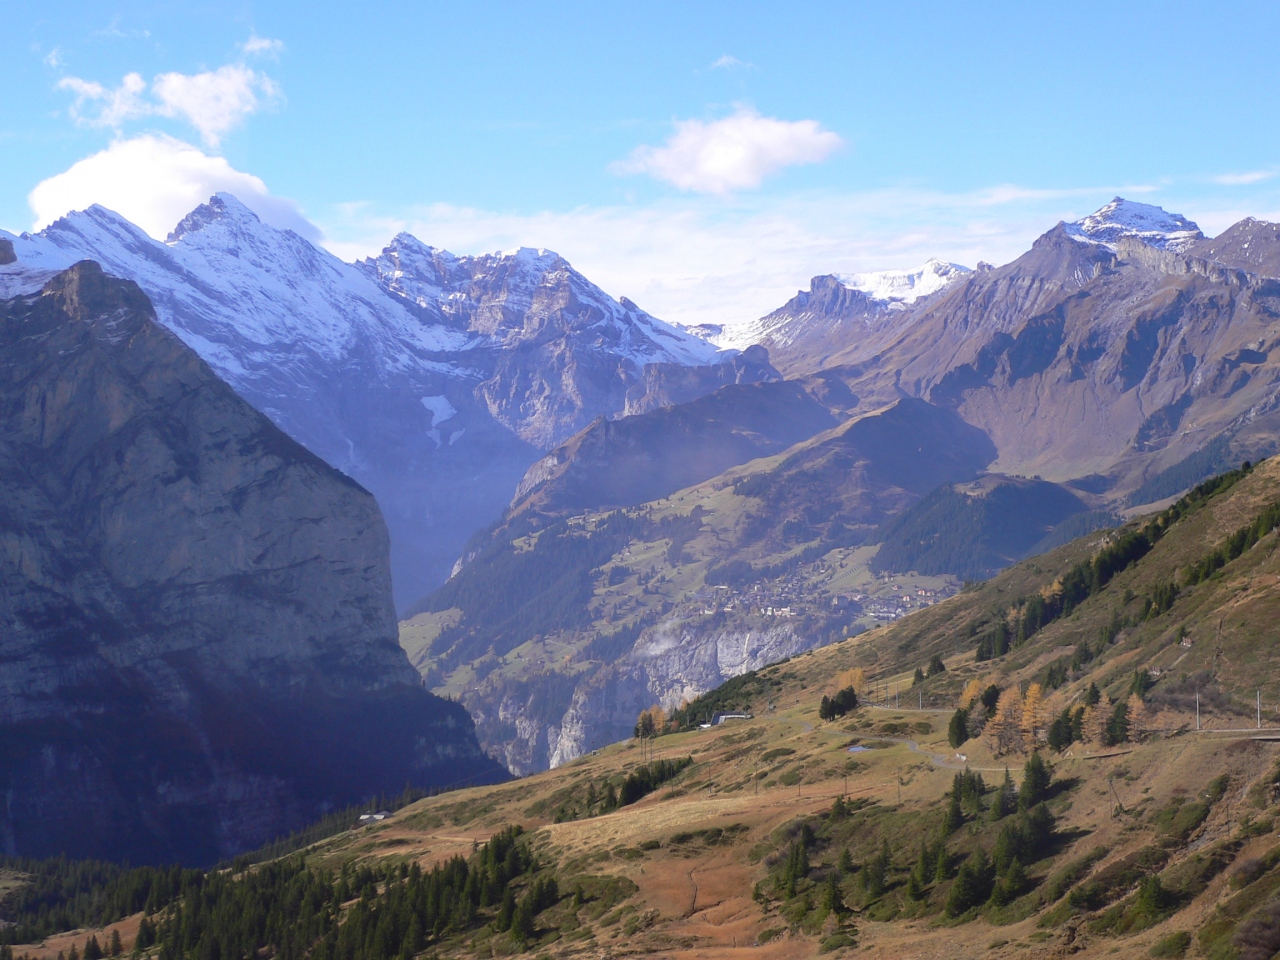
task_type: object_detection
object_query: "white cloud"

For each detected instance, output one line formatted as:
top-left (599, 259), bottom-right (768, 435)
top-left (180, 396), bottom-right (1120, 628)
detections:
top-left (710, 55), bottom-right (751, 69)
top-left (1213, 170), bottom-right (1276, 186)
top-left (240, 34), bottom-right (285, 57)
top-left (58, 72), bottom-right (150, 128)
top-left (152, 65), bottom-right (279, 146)
top-left (29, 134), bottom-right (320, 241)
top-left (43, 47), bottom-right (64, 68)
top-left (55, 64), bottom-right (279, 147)
top-left (612, 107), bottom-right (843, 194)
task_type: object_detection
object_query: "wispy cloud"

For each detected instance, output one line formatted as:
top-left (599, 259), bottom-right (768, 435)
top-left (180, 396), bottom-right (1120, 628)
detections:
top-left (710, 54), bottom-right (752, 69)
top-left (58, 73), bottom-right (150, 128)
top-left (42, 46), bottom-right (64, 68)
top-left (1213, 170), bottom-right (1276, 186)
top-left (56, 59), bottom-right (280, 147)
top-left (240, 34), bottom-right (284, 58)
top-left (612, 106), bottom-right (842, 195)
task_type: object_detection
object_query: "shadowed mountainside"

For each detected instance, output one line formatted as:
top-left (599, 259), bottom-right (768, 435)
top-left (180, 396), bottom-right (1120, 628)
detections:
top-left (0, 263), bottom-right (504, 865)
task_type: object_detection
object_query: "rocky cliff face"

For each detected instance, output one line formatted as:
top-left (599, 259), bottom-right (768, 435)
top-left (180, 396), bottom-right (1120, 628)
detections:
top-left (545, 623), bottom-right (816, 768)
top-left (0, 263), bottom-right (503, 865)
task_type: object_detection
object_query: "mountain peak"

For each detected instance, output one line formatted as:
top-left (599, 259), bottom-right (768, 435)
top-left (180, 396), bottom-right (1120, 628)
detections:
top-left (1064, 197), bottom-right (1203, 251)
top-left (167, 193), bottom-right (263, 244)
top-left (839, 258), bottom-right (971, 305)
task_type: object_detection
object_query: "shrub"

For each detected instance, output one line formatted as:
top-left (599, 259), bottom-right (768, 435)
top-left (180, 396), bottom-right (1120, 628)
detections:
top-left (1149, 931), bottom-right (1191, 958)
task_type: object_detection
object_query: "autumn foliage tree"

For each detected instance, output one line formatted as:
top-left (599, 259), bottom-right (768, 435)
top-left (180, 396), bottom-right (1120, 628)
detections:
top-left (987, 688), bottom-right (1025, 756)
top-left (634, 704), bottom-right (666, 738)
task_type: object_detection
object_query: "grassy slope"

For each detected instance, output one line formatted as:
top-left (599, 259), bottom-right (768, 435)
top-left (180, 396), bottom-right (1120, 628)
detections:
top-left (18, 460), bottom-right (1280, 960)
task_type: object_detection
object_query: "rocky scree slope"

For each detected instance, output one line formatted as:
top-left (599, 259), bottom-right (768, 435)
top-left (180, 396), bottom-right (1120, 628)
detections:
top-left (0, 197), bottom-right (764, 609)
top-left (0, 263), bottom-right (502, 865)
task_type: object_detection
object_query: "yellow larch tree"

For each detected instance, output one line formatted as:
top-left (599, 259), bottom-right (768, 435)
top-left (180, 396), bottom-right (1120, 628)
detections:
top-left (987, 687), bottom-right (1025, 756)
top-left (1126, 693), bottom-right (1148, 740)
top-left (1081, 696), bottom-right (1110, 746)
top-left (836, 667), bottom-right (867, 695)
top-left (959, 678), bottom-right (984, 709)
top-left (1022, 683), bottom-right (1046, 751)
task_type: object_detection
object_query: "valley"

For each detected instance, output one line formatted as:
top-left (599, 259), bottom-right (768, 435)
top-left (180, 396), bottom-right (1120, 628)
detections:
top-left (7, 457), bottom-right (1280, 958)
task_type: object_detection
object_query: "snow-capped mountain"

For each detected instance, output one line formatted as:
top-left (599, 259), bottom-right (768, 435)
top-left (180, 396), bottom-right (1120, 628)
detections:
top-left (1063, 196), bottom-right (1203, 251)
top-left (704, 259), bottom-right (971, 374)
top-left (361, 234), bottom-right (720, 368)
top-left (839, 257), bottom-right (972, 306)
top-left (0, 194), bottom-right (756, 609)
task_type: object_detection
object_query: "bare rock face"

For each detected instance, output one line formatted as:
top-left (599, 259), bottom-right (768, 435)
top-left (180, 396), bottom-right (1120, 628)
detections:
top-left (0, 263), bottom-right (503, 865)
top-left (545, 622), bottom-right (816, 769)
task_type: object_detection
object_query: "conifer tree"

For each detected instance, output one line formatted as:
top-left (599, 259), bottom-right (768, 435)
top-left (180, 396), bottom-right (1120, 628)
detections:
top-left (1018, 752), bottom-right (1052, 810)
top-left (948, 708), bottom-right (969, 748)
top-left (510, 893), bottom-right (535, 945)
top-left (934, 841), bottom-right (950, 883)
top-left (989, 768), bottom-right (1016, 822)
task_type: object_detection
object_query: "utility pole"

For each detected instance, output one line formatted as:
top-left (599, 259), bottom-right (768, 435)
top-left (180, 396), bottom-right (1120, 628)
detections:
top-left (919, 688), bottom-right (923, 710)
top-left (1259, 690), bottom-right (1263, 730)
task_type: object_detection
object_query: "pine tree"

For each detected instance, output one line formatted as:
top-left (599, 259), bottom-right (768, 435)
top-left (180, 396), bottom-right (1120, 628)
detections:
top-left (1018, 752), bottom-right (1052, 810)
top-left (948, 708), bottom-right (970, 749)
top-left (494, 890), bottom-right (514, 936)
top-left (108, 932), bottom-right (122, 958)
top-left (934, 841), bottom-right (950, 883)
top-left (822, 874), bottom-right (847, 915)
top-left (838, 847), bottom-right (855, 875)
top-left (84, 936), bottom-right (103, 960)
top-left (511, 893), bottom-right (535, 944)
top-left (989, 768), bottom-right (1016, 822)
top-left (906, 870), bottom-right (925, 901)
top-left (945, 787), bottom-right (964, 832)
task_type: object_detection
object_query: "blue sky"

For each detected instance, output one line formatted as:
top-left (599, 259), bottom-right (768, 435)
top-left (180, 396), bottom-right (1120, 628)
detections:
top-left (6, 1), bottom-right (1280, 326)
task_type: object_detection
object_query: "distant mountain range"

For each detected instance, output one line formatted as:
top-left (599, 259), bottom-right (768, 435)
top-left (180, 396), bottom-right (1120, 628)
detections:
top-left (8, 193), bottom-right (1280, 783)
top-left (408, 197), bottom-right (1280, 772)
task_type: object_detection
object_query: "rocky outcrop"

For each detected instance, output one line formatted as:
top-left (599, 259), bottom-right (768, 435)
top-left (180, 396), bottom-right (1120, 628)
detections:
top-left (0, 263), bottom-right (504, 865)
top-left (545, 621), bottom-right (817, 768)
